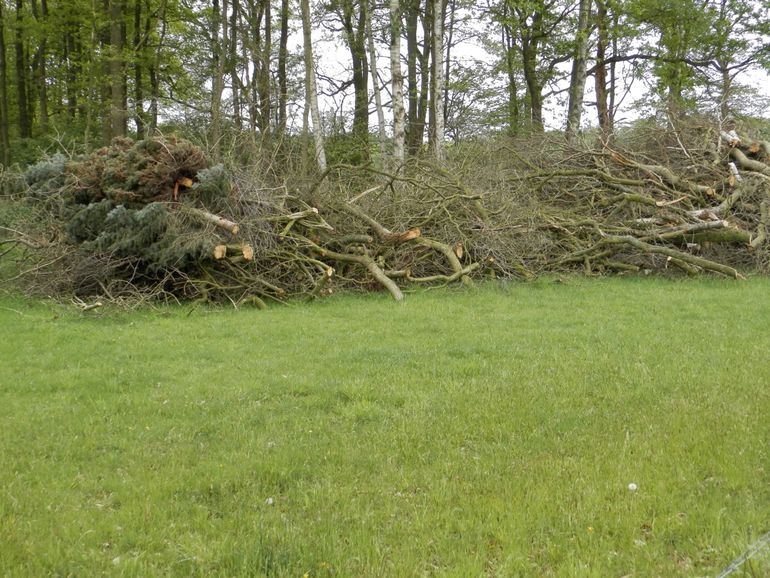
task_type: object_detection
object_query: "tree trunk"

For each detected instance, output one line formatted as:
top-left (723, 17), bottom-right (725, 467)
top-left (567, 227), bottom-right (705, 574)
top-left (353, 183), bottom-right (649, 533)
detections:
top-left (64, 15), bottom-right (80, 120)
top-left (367, 1), bottom-right (388, 162)
top-left (340, 0), bottom-right (369, 151)
top-left (14, 0), bottom-right (32, 139)
top-left (428, 0), bottom-right (444, 160)
top-left (148, 0), bottom-right (166, 133)
top-left (502, 20), bottom-right (519, 135)
top-left (0, 2), bottom-right (11, 164)
top-left (718, 60), bottom-right (731, 122)
top-left (110, 0), bottom-right (127, 138)
top-left (565, 0), bottom-right (591, 142)
top-left (210, 0), bottom-right (226, 159)
top-left (520, 12), bottom-right (543, 130)
top-left (414, 0), bottom-right (431, 152)
top-left (443, 0), bottom-right (455, 124)
top-left (405, 0), bottom-right (420, 152)
top-left (259, 0), bottom-right (271, 139)
top-left (277, 0), bottom-right (289, 135)
top-left (593, 0), bottom-right (611, 135)
top-left (390, 0), bottom-right (405, 163)
top-left (133, 0), bottom-right (145, 135)
top-left (229, 0), bottom-right (241, 129)
top-left (30, 0), bottom-right (48, 134)
top-left (301, 0), bottom-right (327, 171)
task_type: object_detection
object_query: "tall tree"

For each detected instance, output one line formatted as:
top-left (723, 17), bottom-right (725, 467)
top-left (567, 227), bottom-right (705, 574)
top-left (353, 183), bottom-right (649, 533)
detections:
top-left (565, 0), bottom-right (591, 141)
top-left (210, 0), bottom-right (226, 157)
top-left (367, 1), bottom-right (388, 161)
top-left (148, 0), bottom-right (168, 134)
top-left (428, 0), bottom-right (444, 159)
top-left (277, 0), bottom-right (290, 135)
top-left (592, 0), bottom-right (614, 134)
top-left (228, 0), bottom-right (241, 128)
top-left (133, 0), bottom-right (146, 135)
top-left (0, 2), bottom-right (11, 164)
top-left (15, 0), bottom-right (32, 138)
top-left (405, 0), bottom-right (432, 153)
top-left (490, 0), bottom-right (569, 130)
top-left (30, 0), bottom-right (49, 134)
top-left (630, 0), bottom-right (709, 117)
top-left (700, 0), bottom-right (770, 120)
top-left (492, 0), bottom-right (522, 134)
top-left (390, 0), bottom-right (406, 162)
top-left (301, 0), bottom-right (327, 171)
top-left (333, 0), bottom-right (369, 148)
top-left (243, 0), bottom-right (272, 138)
top-left (109, 0), bottom-right (127, 138)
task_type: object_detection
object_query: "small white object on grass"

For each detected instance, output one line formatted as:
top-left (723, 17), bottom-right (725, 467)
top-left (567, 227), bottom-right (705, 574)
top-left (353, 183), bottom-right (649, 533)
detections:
top-left (628, 482), bottom-right (638, 491)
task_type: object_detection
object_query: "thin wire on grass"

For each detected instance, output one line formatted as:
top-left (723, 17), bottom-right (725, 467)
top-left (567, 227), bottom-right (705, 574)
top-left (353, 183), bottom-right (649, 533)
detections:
top-left (716, 529), bottom-right (770, 578)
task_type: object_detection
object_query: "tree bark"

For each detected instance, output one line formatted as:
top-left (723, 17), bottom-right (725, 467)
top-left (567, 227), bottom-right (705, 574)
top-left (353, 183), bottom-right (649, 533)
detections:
top-left (210, 0), bottom-right (226, 159)
top-left (229, 0), bottom-right (241, 129)
top-left (30, 0), bottom-right (48, 134)
top-left (277, 0), bottom-right (289, 135)
top-left (133, 0), bottom-right (145, 135)
top-left (261, 0), bottom-right (271, 138)
top-left (339, 0), bottom-right (369, 152)
top-left (519, 10), bottom-right (543, 129)
top-left (110, 0), bottom-right (127, 138)
top-left (405, 0), bottom-right (419, 150)
top-left (187, 208), bottom-right (240, 235)
top-left (14, 0), bottom-right (32, 139)
top-left (501, 18), bottom-right (519, 135)
top-left (301, 0), bottom-right (327, 171)
top-left (565, 0), bottom-right (591, 142)
top-left (428, 0), bottom-right (444, 160)
top-left (390, 0), bottom-right (405, 163)
top-left (593, 0), bottom-right (612, 135)
top-left (0, 2), bottom-right (10, 164)
top-left (414, 1), bottom-right (431, 151)
top-left (148, 0), bottom-right (166, 133)
top-left (367, 2), bottom-right (388, 162)
top-left (442, 0), bottom-right (455, 124)
top-left (405, 0), bottom-right (430, 154)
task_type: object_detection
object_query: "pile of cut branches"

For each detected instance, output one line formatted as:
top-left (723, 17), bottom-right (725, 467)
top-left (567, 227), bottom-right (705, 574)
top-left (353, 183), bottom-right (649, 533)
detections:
top-left (1, 125), bottom-right (769, 305)
top-left (483, 127), bottom-right (770, 279)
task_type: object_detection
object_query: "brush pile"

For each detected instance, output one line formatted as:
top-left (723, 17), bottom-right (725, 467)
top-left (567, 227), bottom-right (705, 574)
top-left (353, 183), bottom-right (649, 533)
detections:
top-left (2, 123), bottom-right (769, 305)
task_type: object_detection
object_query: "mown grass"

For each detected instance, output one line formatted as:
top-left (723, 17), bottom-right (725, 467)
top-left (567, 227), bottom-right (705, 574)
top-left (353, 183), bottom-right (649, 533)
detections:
top-left (1, 277), bottom-right (769, 577)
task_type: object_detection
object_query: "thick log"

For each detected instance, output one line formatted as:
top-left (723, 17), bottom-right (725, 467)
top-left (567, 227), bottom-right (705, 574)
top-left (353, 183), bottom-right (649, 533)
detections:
top-left (309, 265), bottom-right (334, 300)
top-left (686, 227), bottom-right (752, 244)
top-left (601, 235), bottom-right (744, 279)
top-left (729, 148), bottom-right (770, 177)
top-left (413, 237), bottom-right (475, 287)
top-left (750, 201), bottom-right (768, 249)
top-left (311, 244), bottom-right (404, 301)
top-left (187, 208), bottom-right (240, 235)
top-left (212, 244), bottom-right (254, 260)
top-left (340, 203), bottom-right (421, 244)
top-left (643, 220), bottom-right (751, 244)
top-left (408, 262), bottom-right (481, 283)
top-left (610, 151), bottom-right (714, 196)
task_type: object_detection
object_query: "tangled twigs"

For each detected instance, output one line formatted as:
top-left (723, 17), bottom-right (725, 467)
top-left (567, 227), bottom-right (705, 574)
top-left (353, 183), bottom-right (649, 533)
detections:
top-left (6, 126), bottom-right (770, 306)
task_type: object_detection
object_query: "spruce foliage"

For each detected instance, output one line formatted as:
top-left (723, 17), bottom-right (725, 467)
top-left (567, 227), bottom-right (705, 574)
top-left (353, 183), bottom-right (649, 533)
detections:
top-left (22, 136), bottom-right (231, 293)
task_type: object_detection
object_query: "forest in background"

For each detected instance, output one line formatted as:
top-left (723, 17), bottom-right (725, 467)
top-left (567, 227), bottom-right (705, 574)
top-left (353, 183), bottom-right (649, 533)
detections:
top-left (0, 0), bottom-right (768, 166)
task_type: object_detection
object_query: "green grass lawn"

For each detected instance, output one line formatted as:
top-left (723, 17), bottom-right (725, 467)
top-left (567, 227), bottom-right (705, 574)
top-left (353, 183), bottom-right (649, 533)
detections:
top-left (1, 278), bottom-right (769, 577)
